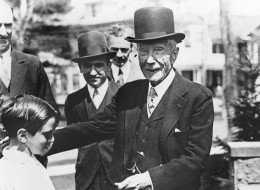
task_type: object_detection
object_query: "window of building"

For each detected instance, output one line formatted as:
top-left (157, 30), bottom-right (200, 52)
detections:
top-left (184, 31), bottom-right (191, 47)
top-left (85, 2), bottom-right (100, 17)
top-left (181, 70), bottom-right (193, 81)
top-left (212, 43), bottom-right (224, 53)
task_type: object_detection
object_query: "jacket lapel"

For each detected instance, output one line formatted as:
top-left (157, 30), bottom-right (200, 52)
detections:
top-left (10, 50), bottom-right (28, 96)
top-left (123, 81), bottom-right (149, 166)
top-left (97, 81), bottom-right (117, 113)
top-left (160, 71), bottom-right (188, 144)
top-left (75, 85), bottom-right (92, 121)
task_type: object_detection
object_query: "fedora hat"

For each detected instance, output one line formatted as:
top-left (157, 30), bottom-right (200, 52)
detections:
top-left (72, 31), bottom-right (116, 63)
top-left (125, 7), bottom-right (185, 43)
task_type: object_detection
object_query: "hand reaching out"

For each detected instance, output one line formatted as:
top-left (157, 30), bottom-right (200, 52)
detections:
top-left (114, 172), bottom-right (152, 190)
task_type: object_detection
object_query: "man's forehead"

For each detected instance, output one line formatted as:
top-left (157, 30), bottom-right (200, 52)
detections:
top-left (0, 2), bottom-right (13, 23)
top-left (109, 36), bottom-right (130, 49)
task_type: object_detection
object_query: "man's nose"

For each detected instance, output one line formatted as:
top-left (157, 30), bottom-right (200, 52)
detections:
top-left (90, 65), bottom-right (98, 75)
top-left (116, 49), bottom-right (123, 57)
top-left (147, 55), bottom-right (156, 64)
top-left (0, 24), bottom-right (8, 37)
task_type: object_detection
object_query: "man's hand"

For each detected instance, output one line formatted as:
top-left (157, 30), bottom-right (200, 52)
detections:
top-left (115, 172), bottom-right (152, 190)
top-left (0, 136), bottom-right (9, 154)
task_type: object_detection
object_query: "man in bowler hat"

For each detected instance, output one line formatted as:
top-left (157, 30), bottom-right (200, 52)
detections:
top-left (65, 31), bottom-right (119, 190)
top-left (48, 7), bottom-right (214, 190)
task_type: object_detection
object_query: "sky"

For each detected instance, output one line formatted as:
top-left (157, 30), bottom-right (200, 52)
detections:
top-left (231, 0), bottom-right (260, 16)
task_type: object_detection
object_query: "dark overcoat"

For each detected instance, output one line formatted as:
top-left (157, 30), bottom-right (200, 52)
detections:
top-left (49, 71), bottom-right (214, 190)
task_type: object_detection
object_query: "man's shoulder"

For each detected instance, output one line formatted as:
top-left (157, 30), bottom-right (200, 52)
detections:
top-left (108, 80), bottom-right (120, 92)
top-left (12, 50), bottom-right (40, 65)
top-left (66, 86), bottom-right (89, 105)
top-left (183, 78), bottom-right (212, 97)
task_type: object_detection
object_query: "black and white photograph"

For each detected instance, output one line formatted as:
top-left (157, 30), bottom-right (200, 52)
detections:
top-left (0, 0), bottom-right (260, 189)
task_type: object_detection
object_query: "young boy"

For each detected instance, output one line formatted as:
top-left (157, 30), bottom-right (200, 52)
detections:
top-left (0, 94), bottom-right (60, 190)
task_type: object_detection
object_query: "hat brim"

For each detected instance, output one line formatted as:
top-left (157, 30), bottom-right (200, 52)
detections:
top-left (72, 51), bottom-right (116, 64)
top-left (125, 33), bottom-right (185, 44)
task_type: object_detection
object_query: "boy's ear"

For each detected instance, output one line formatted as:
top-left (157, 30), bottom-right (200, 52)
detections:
top-left (17, 128), bottom-right (27, 143)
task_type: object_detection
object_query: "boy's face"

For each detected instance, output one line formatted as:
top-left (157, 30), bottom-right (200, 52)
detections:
top-left (26, 117), bottom-right (56, 156)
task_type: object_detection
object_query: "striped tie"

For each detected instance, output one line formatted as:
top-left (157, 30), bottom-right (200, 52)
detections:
top-left (148, 87), bottom-right (157, 115)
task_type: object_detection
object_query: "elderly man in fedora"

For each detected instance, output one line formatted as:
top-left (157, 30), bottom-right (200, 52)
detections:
top-left (47, 7), bottom-right (214, 190)
top-left (64, 31), bottom-right (119, 190)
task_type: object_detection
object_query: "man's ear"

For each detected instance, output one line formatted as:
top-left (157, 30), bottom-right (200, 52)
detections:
top-left (171, 47), bottom-right (179, 62)
top-left (17, 128), bottom-right (27, 144)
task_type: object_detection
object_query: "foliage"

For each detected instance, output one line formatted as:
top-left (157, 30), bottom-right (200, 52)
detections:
top-left (200, 138), bottom-right (232, 190)
top-left (232, 42), bottom-right (260, 141)
top-left (6, 0), bottom-right (71, 51)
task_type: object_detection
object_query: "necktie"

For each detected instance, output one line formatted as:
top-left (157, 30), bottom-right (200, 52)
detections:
top-left (0, 56), bottom-right (10, 87)
top-left (117, 68), bottom-right (124, 86)
top-left (148, 87), bottom-right (157, 116)
top-left (92, 88), bottom-right (99, 99)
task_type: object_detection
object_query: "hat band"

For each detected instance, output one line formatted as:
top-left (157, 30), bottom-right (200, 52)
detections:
top-left (135, 31), bottom-right (173, 39)
top-left (78, 46), bottom-right (108, 57)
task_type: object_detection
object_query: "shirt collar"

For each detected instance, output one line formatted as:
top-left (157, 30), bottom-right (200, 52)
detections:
top-left (148, 69), bottom-right (175, 99)
top-left (1, 47), bottom-right (11, 59)
top-left (2, 147), bottom-right (40, 166)
top-left (87, 78), bottom-right (109, 97)
top-left (111, 59), bottom-right (131, 74)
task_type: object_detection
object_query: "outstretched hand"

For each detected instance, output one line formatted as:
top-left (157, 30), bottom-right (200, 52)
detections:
top-left (114, 172), bottom-right (152, 190)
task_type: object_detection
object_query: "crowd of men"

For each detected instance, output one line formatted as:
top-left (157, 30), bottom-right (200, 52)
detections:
top-left (0, 0), bottom-right (214, 190)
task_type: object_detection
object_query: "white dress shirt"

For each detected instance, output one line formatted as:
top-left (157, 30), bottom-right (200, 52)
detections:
top-left (147, 69), bottom-right (175, 117)
top-left (0, 47), bottom-right (11, 87)
top-left (111, 60), bottom-right (131, 83)
top-left (87, 79), bottom-right (109, 109)
top-left (0, 148), bottom-right (55, 190)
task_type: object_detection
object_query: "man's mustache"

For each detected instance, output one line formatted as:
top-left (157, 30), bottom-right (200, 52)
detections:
top-left (114, 56), bottom-right (127, 62)
top-left (146, 57), bottom-right (165, 68)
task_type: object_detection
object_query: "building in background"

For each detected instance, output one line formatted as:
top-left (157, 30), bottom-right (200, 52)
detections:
top-left (22, 0), bottom-right (260, 106)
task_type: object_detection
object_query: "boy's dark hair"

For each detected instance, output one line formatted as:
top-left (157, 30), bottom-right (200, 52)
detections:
top-left (0, 94), bottom-right (60, 138)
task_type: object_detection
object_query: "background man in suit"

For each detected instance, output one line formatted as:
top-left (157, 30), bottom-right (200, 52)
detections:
top-left (0, 0), bottom-right (57, 165)
top-left (65, 31), bottom-right (119, 190)
top-left (0, 0), bottom-right (56, 108)
top-left (48, 7), bottom-right (214, 190)
top-left (104, 23), bottom-right (144, 86)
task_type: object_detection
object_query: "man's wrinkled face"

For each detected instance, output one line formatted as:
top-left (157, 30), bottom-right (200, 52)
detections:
top-left (0, 3), bottom-right (13, 54)
top-left (80, 57), bottom-right (109, 88)
top-left (109, 36), bottom-right (131, 67)
top-left (137, 39), bottom-right (178, 86)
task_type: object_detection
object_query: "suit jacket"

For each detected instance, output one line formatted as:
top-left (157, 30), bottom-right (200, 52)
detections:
top-left (49, 71), bottom-right (214, 190)
top-left (0, 50), bottom-right (57, 110)
top-left (64, 81), bottom-right (119, 190)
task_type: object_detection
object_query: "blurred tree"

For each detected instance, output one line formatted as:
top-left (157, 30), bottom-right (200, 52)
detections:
top-left (6, 0), bottom-right (71, 51)
top-left (232, 42), bottom-right (260, 141)
top-left (220, 0), bottom-right (238, 141)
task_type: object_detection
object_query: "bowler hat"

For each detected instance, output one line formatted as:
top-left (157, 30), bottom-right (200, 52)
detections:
top-left (125, 7), bottom-right (185, 43)
top-left (72, 31), bottom-right (116, 63)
